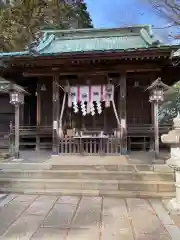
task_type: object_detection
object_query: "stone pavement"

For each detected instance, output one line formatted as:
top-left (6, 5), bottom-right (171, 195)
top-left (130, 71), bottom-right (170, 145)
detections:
top-left (0, 194), bottom-right (180, 240)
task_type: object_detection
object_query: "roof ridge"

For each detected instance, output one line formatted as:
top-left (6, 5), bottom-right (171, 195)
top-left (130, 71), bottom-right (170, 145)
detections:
top-left (41, 25), bottom-right (152, 33)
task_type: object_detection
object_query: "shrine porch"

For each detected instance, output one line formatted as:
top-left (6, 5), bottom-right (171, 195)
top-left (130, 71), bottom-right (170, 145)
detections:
top-left (0, 149), bottom-right (170, 166)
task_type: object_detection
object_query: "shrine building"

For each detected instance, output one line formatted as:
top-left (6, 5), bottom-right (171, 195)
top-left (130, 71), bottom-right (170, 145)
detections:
top-left (0, 25), bottom-right (180, 156)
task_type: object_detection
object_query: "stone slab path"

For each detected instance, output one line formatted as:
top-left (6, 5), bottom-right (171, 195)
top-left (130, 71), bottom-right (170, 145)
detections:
top-left (0, 194), bottom-right (180, 240)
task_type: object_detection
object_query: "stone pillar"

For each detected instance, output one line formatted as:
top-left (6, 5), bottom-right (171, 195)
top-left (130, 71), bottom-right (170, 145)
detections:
top-left (52, 76), bottom-right (60, 156)
top-left (119, 71), bottom-right (127, 154)
top-left (161, 113), bottom-right (180, 213)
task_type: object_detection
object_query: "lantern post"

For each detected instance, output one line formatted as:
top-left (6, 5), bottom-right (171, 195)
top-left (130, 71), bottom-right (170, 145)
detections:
top-left (9, 91), bottom-right (24, 159)
top-left (146, 78), bottom-right (170, 160)
top-left (0, 79), bottom-right (28, 159)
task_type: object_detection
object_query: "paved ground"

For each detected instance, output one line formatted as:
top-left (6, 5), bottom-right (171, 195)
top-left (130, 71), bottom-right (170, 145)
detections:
top-left (0, 194), bottom-right (180, 239)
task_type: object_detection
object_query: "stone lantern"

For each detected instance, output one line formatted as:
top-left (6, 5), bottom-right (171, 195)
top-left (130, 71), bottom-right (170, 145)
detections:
top-left (9, 90), bottom-right (25, 159)
top-left (0, 79), bottom-right (29, 159)
top-left (161, 113), bottom-right (180, 214)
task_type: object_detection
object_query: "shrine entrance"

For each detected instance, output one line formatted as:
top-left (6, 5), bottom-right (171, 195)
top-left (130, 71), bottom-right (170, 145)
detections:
top-left (57, 83), bottom-right (122, 156)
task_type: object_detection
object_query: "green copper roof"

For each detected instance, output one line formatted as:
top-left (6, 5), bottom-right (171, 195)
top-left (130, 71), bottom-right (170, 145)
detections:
top-left (0, 25), bottom-right (166, 57)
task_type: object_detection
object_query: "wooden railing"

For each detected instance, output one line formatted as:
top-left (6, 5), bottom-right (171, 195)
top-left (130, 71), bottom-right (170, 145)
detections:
top-left (59, 137), bottom-right (121, 155)
top-left (127, 124), bottom-right (172, 150)
top-left (0, 131), bottom-right (10, 151)
top-left (11, 125), bottom-right (52, 136)
top-left (127, 124), bottom-right (172, 136)
top-left (9, 124), bottom-right (172, 136)
top-left (6, 123), bottom-right (172, 153)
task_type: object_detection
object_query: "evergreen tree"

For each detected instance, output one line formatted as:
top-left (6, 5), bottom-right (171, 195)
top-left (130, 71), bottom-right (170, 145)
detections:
top-left (159, 81), bottom-right (180, 123)
top-left (0, 0), bottom-right (92, 52)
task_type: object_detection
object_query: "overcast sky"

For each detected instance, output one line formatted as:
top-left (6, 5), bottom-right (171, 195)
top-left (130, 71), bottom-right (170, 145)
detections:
top-left (85, 0), bottom-right (179, 44)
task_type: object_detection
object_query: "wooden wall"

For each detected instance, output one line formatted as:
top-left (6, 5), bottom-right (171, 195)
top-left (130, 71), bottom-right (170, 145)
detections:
top-left (126, 74), bottom-right (152, 125)
top-left (3, 66), bottom-right (178, 130)
top-left (35, 73), bottom-right (154, 129)
top-left (0, 95), bottom-right (14, 131)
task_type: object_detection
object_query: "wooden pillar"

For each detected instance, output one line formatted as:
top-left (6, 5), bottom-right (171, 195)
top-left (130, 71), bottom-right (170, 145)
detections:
top-left (52, 76), bottom-right (60, 155)
top-left (36, 81), bottom-right (41, 151)
top-left (119, 71), bottom-right (127, 154)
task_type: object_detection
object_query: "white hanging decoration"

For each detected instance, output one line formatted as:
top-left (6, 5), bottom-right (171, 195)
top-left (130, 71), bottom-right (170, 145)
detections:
top-left (68, 86), bottom-right (78, 108)
top-left (90, 102), bottom-right (95, 116)
top-left (96, 101), bottom-right (102, 114)
top-left (68, 84), bottom-right (114, 115)
top-left (81, 101), bottom-right (86, 116)
top-left (73, 101), bottom-right (79, 113)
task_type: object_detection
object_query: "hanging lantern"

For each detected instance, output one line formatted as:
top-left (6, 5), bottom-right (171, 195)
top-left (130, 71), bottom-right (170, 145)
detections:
top-left (105, 101), bottom-right (110, 108)
top-left (40, 84), bottom-right (47, 92)
top-left (106, 83), bottom-right (113, 92)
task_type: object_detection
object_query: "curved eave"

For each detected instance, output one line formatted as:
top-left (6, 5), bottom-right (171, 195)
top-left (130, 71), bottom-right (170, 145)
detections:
top-left (35, 34), bottom-right (55, 52)
top-left (172, 48), bottom-right (180, 58)
top-left (0, 45), bottom-right (178, 61)
top-left (0, 51), bottom-right (29, 58)
top-left (171, 48), bottom-right (180, 66)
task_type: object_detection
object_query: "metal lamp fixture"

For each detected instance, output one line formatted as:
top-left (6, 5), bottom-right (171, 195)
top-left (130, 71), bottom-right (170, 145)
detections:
top-left (149, 88), bottom-right (164, 102)
top-left (9, 91), bottom-right (24, 105)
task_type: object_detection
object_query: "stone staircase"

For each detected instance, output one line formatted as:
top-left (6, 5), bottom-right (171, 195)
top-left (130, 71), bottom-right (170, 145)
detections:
top-left (0, 163), bottom-right (176, 198)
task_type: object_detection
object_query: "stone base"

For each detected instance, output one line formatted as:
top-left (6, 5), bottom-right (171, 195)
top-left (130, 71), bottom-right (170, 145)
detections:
top-left (0, 194), bottom-right (7, 201)
top-left (166, 158), bottom-right (177, 168)
top-left (167, 198), bottom-right (180, 215)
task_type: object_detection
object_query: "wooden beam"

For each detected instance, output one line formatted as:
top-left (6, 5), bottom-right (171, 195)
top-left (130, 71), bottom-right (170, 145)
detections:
top-left (8, 48), bottom-right (172, 67)
top-left (23, 63), bottom-right (161, 77)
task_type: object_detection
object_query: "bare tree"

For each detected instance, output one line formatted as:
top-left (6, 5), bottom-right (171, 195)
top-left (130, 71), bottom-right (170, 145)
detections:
top-left (149, 0), bottom-right (180, 26)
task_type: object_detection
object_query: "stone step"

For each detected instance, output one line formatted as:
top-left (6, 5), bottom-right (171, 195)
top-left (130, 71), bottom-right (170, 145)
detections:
top-left (0, 170), bottom-right (175, 182)
top-left (0, 187), bottom-right (176, 199)
top-left (0, 163), bottom-right (173, 172)
top-left (50, 164), bottom-right (151, 171)
top-left (0, 178), bottom-right (175, 192)
top-left (51, 164), bottom-right (173, 172)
